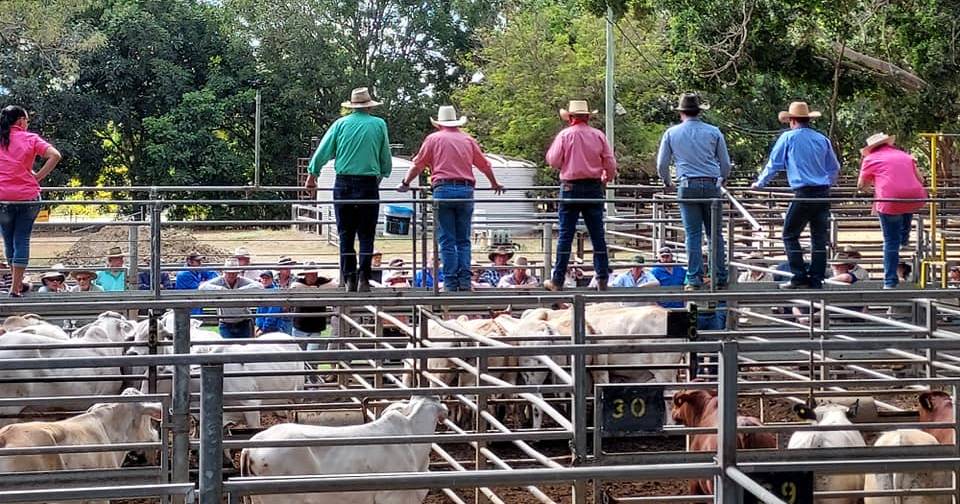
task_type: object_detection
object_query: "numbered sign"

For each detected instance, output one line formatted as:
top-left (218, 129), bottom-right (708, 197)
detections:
top-left (666, 308), bottom-right (698, 340)
top-left (598, 385), bottom-right (665, 437)
top-left (744, 471), bottom-right (814, 504)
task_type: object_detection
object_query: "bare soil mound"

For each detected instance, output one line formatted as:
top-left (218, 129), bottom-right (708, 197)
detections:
top-left (54, 226), bottom-right (229, 266)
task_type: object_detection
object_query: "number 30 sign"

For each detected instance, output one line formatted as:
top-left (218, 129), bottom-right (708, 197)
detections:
top-left (598, 385), bottom-right (665, 437)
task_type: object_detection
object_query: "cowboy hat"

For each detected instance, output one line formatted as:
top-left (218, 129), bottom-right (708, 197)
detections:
top-left (185, 252), bottom-right (205, 262)
top-left (277, 255), bottom-right (296, 266)
top-left (778, 101), bottom-right (822, 123)
top-left (233, 247), bottom-right (252, 259)
top-left (674, 93), bottom-right (710, 112)
top-left (861, 132), bottom-right (896, 155)
top-left (559, 100), bottom-right (598, 122)
top-left (222, 258), bottom-right (242, 273)
top-left (658, 246), bottom-right (675, 256)
top-left (40, 264), bottom-right (66, 283)
top-left (388, 257), bottom-right (405, 268)
top-left (341, 87), bottom-right (382, 109)
top-left (106, 247), bottom-right (127, 259)
top-left (514, 256), bottom-right (530, 267)
top-left (830, 246), bottom-right (861, 264)
top-left (630, 254), bottom-right (646, 265)
top-left (430, 105), bottom-right (467, 128)
top-left (488, 247), bottom-right (515, 262)
top-left (70, 268), bottom-right (97, 280)
top-left (296, 261), bottom-right (334, 285)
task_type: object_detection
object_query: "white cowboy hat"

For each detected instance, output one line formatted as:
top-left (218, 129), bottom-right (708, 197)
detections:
top-left (430, 105), bottom-right (467, 127)
top-left (223, 257), bottom-right (242, 273)
top-left (559, 100), bottom-right (598, 121)
top-left (105, 246), bottom-right (127, 259)
top-left (860, 132), bottom-right (896, 155)
top-left (341, 87), bottom-right (382, 109)
top-left (778, 101), bottom-right (822, 123)
top-left (296, 261), bottom-right (334, 285)
top-left (233, 246), bottom-right (252, 259)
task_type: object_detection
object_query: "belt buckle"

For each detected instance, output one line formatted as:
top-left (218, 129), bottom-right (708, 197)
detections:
top-left (561, 183), bottom-right (573, 192)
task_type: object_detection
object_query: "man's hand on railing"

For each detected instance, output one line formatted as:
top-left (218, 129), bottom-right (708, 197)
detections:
top-left (662, 183), bottom-right (676, 195)
top-left (395, 182), bottom-right (410, 193)
top-left (491, 182), bottom-right (506, 195)
top-left (304, 174), bottom-right (318, 199)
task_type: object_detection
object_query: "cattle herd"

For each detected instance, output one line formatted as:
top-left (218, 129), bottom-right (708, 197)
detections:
top-left (0, 304), bottom-right (956, 503)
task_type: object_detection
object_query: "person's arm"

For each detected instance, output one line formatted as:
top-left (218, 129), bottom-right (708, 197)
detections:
top-left (716, 131), bottom-right (732, 181)
top-left (175, 271), bottom-right (193, 290)
top-left (379, 121), bottom-right (393, 179)
top-left (826, 143), bottom-right (841, 185)
top-left (34, 145), bottom-right (61, 182)
top-left (656, 130), bottom-right (673, 185)
top-left (857, 157), bottom-right (874, 192)
top-left (305, 120), bottom-right (341, 193)
top-left (600, 134), bottom-right (617, 183)
top-left (545, 131), bottom-right (565, 169)
top-left (401, 136), bottom-right (432, 189)
top-left (754, 135), bottom-right (787, 188)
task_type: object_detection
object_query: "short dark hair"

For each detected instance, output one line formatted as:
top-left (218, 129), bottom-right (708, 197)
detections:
top-left (682, 108), bottom-right (701, 117)
top-left (793, 116), bottom-right (811, 125)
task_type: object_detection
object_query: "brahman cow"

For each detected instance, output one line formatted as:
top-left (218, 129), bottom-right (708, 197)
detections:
top-left (671, 389), bottom-right (777, 496)
top-left (788, 402), bottom-right (866, 504)
top-left (0, 388), bottom-right (161, 480)
top-left (240, 396), bottom-right (448, 504)
top-left (918, 391), bottom-right (954, 445)
top-left (864, 429), bottom-right (949, 504)
top-left (0, 312), bottom-right (137, 427)
top-left (1, 314), bottom-right (69, 340)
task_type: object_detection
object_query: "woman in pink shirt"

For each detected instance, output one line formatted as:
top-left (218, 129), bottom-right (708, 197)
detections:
top-left (857, 133), bottom-right (926, 288)
top-left (0, 106), bottom-right (61, 297)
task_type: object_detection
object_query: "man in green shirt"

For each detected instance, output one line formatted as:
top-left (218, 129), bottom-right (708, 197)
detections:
top-left (305, 87), bottom-right (392, 293)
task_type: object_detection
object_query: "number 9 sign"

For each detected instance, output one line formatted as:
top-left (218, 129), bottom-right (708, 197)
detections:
top-left (744, 472), bottom-right (811, 504)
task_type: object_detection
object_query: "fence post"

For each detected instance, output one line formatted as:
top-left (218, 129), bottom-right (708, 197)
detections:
top-left (127, 223), bottom-right (139, 290)
top-left (709, 198), bottom-right (720, 291)
top-left (572, 294), bottom-right (587, 504)
top-left (715, 340), bottom-right (741, 503)
top-left (171, 309), bottom-right (191, 504)
top-left (150, 201), bottom-right (162, 297)
top-left (542, 222), bottom-right (553, 283)
top-left (199, 363), bottom-right (224, 504)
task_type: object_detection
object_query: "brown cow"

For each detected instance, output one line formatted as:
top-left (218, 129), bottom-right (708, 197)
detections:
top-left (919, 391), bottom-right (955, 445)
top-left (671, 390), bottom-right (778, 495)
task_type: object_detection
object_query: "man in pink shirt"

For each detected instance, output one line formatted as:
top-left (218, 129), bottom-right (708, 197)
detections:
top-left (857, 132), bottom-right (927, 288)
top-left (543, 100), bottom-right (616, 291)
top-left (398, 105), bottom-right (504, 292)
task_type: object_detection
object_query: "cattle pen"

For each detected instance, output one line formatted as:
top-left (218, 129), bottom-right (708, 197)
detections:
top-left (3, 184), bottom-right (960, 504)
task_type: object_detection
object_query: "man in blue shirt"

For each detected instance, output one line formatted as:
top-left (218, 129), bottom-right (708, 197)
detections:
top-left (650, 247), bottom-right (686, 308)
top-left (753, 102), bottom-right (840, 289)
top-left (657, 93), bottom-right (731, 291)
top-left (175, 252), bottom-right (217, 316)
top-left (610, 255), bottom-right (658, 288)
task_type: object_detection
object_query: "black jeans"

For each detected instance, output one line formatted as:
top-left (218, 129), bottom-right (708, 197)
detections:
top-left (333, 175), bottom-right (380, 281)
top-left (783, 185), bottom-right (831, 288)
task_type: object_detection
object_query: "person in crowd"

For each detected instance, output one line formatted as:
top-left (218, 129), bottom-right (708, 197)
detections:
top-left (857, 132), bottom-right (927, 289)
top-left (898, 262), bottom-right (913, 285)
top-left (369, 250), bottom-right (384, 284)
top-left (70, 268), bottom-right (103, 293)
top-left (398, 105), bottom-right (505, 292)
top-left (137, 258), bottom-right (172, 291)
top-left (543, 100), bottom-right (617, 292)
top-left (289, 261), bottom-right (334, 350)
top-left (96, 247), bottom-right (127, 292)
top-left (175, 252), bottom-right (217, 316)
top-left (255, 270), bottom-right (285, 335)
top-left (752, 101), bottom-right (840, 290)
top-left (233, 247), bottom-right (259, 282)
top-left (199, 258), bottom-right (261, 339)
top-left (0, 259), bottom-right (11, 292)
top-left (414, 254), bottom-right (444, 288)
top-left (497, 256), bottom-right (539, 288)
top-left (651, 247), bottom-right (686, 308)
top-left (836, 245), bottom-right (870, 282)
top-left (737, 252), bottom-right (773, 283)
top-left (656, 93), bottom-right (731, 291)
top-left (275, 256), bottom-right (296, 289)
top-left (564, 257), bottom-right (588, 289)
top-left (305, 87), bottom-right (392, 293)
top-left (36, 266), bottom-right (67, 293)
top-left (828, 249), bottom-right (863, 285)
top-left (479, 247), bottom-right (513, 287)
top-left (949, 265), bottom-right (960, 287)
top-left (0, 105), bottom-right (61, 297)
top-left (382, 257), bottom-right (412, 287)
top-left (610, 255), bottom-right (658, 288)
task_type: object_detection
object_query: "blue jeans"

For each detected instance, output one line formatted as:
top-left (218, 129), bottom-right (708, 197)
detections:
top-left (552, 180), bottom-right (609, 284)
top-left (219, 321), bottom-right (253, 339)
top-left (783, 186), bottom-right (831, 288)
top-left (879, 213), bottom-right (913, 287)
top-left (434, 183), bottom-right (474, 291)
top-left (0, 200), bottom-right (41, 267)
top-left (333, 175), bottom-right (380, 281)
top-left (678, 180), bottom-right (727, 286)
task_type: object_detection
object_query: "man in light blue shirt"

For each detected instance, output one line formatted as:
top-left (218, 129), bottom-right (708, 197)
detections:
top-left (610, 255), bottom-right (658, 288)
top-left (752, 101), bottom-right (840, 289)
top-left (650, 247), bottom-right (686, 308)
top-left (96, 247), bottom-right (127, 292)
top-left (657, 93), bottom-right (731, 291)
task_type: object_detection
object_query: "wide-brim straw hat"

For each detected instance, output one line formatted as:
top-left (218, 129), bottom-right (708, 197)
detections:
top-left (70, 268), bottom-right (97, 280)
top-left (559, 100), bottom-right (598, 121)
top-left (341, 87), bottom-right (382, 109)
top-left (40, 264), bottom-right (66, 283)
top-left (430, 105), bottom-right (467, 128)
top-left (296, 261), bottom-right (334, 285)
top-left (488, 247), bottom-right (515, 262)
top-left (830, 246), bottom-right (862, 264)
top-left (778, 101), bottom-right (822, 123)
top-left (233, 246), bottom-right (252, 259)
top-left (674, 93), bottom-right (710, 112)
top-left (106, 247), bottom-right (127, 259)
top-left (223, 258), bottom-right (242, 273)
top-left (860, 133), bottom-right (896, 155)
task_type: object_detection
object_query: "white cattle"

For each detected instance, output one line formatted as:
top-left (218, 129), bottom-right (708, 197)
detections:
top-left (127, 310), bottom-right (221, 357)
top-left (0, 312), bottom-right (137, 427)
top-left (0, 388), bottom-right (160, 481)
top-left (1, 314), bottom-right (69, 340)
top-left (864, 429), bottom-right (949, 504)
top-left (240, 396), bottom-right (447, 504)
top-left (788, 403), bottom-right (866, 504)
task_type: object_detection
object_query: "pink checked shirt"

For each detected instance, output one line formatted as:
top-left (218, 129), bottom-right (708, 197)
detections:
top-left (859, 145), bottom-right (927, 215)
top-left (0, 125), bottom-right (50, 201)
top-left (411, 128), bottom-right (493, 184)
top-left (545, 123), bottom-right (617, 182)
